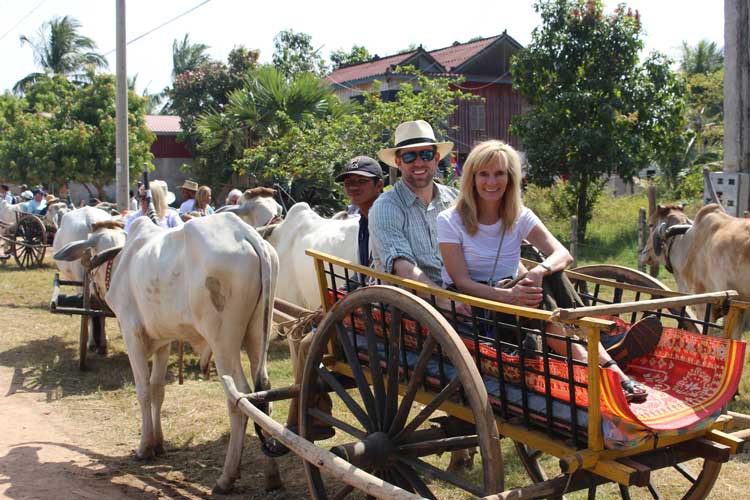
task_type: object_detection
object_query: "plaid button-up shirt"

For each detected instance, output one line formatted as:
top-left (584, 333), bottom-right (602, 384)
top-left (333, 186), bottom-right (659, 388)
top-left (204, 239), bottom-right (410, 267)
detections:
top-left (369, 181), bottom-right (458, 286)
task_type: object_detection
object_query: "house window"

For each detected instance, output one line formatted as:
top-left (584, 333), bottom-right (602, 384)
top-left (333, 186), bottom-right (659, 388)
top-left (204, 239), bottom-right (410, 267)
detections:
top-left (470, 104), bottom-right (486, 131)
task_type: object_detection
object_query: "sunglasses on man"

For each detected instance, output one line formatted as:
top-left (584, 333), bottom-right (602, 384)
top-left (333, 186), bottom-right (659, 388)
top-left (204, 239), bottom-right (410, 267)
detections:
top-left (398, 149), bottom-right (436, 164)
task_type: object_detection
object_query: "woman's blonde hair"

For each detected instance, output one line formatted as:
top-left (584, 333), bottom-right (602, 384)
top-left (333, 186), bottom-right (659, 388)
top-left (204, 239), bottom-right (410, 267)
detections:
top-left (149, 180), bottom-right (169, 219)
top-left (194, 186), bottom-right (211, 212)
top-left (455, 140), bottom-right (523, 235)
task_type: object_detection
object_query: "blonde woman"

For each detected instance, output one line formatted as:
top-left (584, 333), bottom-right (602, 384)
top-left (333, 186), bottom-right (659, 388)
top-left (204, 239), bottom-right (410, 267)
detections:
top-left (437, 140), bottom-right (651, 403)
top-left (124, 180), bottom-right (183, 232)
top-left (191, 186), bottom-right (215, 217)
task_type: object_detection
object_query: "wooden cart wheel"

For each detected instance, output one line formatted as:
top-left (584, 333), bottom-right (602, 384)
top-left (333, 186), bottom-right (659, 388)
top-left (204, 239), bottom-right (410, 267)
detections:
top-left (299, 285), bottom-right (503, 499)
top-left (570, 263), bottom-right (698, 332)
top-left (13, 215), bottom-right (46, 269)
top-left (514, 443), bottom-right (722, 499)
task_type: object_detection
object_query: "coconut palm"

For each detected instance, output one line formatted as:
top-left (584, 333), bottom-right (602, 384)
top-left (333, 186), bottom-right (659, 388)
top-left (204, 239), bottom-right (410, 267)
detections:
top-left (14, 16), bottom-right (107, 93)
top-left (680, 39), bottom-right (724, 75)
top-left (172, 34), bottom-right (210, 79)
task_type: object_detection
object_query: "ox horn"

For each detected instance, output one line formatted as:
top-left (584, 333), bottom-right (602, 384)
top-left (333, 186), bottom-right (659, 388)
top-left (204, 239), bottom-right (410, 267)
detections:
top-left (665, 224), bottom-right (692, 237)
top-left (89, 245), bottom-right (124, 270)
top-left (256, 223), bottom-right (279, 240)
top-left (215, 204), bottom-right (238, 214)
top-left (53, 233), bottom-right (103, 262)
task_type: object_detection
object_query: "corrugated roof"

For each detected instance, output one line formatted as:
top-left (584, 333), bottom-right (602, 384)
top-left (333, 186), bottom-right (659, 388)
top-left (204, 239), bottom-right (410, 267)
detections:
top-left (145, 115), bottom-right (182, 134)
top-left (327, 52), bottom-right (416, 85)
top-left (326, 34), bottom-right (506, 84)
top-left (430, 35), bottom-right (502, 71)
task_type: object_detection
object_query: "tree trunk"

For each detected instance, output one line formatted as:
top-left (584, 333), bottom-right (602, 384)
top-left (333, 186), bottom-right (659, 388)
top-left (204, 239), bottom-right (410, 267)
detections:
top-left (575, 174), bottom-right (590, 242)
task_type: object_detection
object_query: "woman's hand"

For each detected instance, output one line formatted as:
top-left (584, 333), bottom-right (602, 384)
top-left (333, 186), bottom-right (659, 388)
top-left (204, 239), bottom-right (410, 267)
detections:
top-left (500, 277), bottom-right (543, 308)
top-left (526, 265), bottom-right (546, 288)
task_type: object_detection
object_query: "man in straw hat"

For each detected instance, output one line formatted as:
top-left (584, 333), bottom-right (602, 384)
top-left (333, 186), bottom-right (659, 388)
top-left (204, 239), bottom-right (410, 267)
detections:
top-left (178, 179), bottom-right (198, 221)
top-left (370, 120), bottom-right (463, 306)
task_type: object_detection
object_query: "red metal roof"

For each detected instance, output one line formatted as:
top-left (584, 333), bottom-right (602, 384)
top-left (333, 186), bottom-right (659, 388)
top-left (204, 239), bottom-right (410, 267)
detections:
top-left (145, 115), bottom-right (182, 134)
top-left (327, 52), bottom-right (415, 85)
top-left (327, 34), bottom-right (505, 84)
top-left (430, 35), bottom-right (502, 71)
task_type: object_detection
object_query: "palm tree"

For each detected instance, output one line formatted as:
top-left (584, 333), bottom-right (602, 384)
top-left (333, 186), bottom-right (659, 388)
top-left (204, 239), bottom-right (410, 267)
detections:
top-left (680, 39), bottom-right (724, 75)
top-left (14, 16), bottom-right (107, 93)
top-left (172, 34), bottom-right (210, 79)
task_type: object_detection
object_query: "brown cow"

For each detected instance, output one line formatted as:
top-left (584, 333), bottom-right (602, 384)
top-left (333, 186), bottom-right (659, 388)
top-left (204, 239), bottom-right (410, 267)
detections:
top-left (640, 203), bottom-right (749, 336)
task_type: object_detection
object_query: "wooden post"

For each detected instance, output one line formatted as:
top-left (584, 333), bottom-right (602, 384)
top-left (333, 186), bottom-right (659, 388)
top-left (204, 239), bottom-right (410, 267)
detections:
top-left (637, 207), bottom-right (646, 272)
top-left (647, 185), bottom-right (659, 277)
top-left (570, 216), bottom-right (578, 267)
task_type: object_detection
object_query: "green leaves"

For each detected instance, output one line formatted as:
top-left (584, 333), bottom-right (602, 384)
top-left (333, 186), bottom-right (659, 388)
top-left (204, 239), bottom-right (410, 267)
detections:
top-left (511, 0), bottom-right (686, 239)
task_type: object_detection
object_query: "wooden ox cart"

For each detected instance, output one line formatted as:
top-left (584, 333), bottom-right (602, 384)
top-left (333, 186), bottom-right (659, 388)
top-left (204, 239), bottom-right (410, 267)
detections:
top-left (229, 250), bottom-right (749, 498)
top-left (0, 211), bottom-right (51, 268)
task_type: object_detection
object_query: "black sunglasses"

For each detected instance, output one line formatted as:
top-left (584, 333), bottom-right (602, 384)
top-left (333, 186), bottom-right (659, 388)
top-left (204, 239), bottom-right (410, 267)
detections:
top-left (398, 149), bottom-right (436, 164)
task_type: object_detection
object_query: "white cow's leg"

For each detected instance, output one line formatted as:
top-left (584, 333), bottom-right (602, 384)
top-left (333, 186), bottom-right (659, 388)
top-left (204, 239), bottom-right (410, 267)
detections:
top-left (149, 342), bottom-right (171, 456)
top-left (212, 353), bottom-right (249, 494)
top-left (122, 326), bottom-right (157, 460)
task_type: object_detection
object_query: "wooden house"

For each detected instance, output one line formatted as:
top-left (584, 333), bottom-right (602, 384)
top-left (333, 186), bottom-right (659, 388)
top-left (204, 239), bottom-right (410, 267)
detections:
top-left (326, 32), bottom-right (526, 159)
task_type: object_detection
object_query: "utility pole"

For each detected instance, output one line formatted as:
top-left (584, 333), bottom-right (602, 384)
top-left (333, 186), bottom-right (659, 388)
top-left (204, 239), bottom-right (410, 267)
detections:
top-left (115, 0), bottom-right (129, 211)
top-left (724, 0), bottom-right (750, 175)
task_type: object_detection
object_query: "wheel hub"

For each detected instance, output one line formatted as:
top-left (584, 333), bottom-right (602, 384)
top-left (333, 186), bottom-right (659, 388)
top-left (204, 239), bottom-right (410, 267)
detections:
top-left (329, 431), bottom-right (396, 469)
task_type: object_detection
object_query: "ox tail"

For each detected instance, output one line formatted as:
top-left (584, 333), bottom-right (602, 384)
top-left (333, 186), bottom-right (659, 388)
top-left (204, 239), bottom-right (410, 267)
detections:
top-left (242, 228), bottom-right (287, 458)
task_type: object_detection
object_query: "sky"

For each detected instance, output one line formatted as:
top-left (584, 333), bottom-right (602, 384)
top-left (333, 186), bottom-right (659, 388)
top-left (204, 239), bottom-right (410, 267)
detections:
top-left (0, 0), bottom-right (725, 96)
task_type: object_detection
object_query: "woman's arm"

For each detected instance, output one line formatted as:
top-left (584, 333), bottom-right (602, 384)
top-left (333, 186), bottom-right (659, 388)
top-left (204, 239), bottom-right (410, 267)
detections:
top-left (524, 222), bottom-right (574, 287)
top-left (440, 242), bottom-right (542, 307)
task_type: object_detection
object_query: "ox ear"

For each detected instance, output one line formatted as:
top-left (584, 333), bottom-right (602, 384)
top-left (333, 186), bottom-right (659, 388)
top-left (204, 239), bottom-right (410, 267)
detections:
top-left (53, 234), bottom-right (101, 262)
top-left (653, 222), bottom-right (667, 256)
top-left (217, 204), bottom-right (247, 216)
top-left (665, 224), bottom-right (691, 237)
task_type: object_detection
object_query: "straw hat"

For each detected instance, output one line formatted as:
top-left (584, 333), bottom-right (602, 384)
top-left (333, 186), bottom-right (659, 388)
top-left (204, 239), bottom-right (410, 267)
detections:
top-left (180, 179), bottom-right (198, 192)
top-left (45, 194), bottom-right (61, 204)
top-left (377, 120), bottom-right (453, 168)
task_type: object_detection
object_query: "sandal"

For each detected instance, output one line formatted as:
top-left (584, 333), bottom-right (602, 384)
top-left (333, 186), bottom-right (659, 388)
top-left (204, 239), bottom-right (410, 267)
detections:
top-left (607, 316), bottom-right (663, 365)
top-left (621, 378), bottom-right (648, 404)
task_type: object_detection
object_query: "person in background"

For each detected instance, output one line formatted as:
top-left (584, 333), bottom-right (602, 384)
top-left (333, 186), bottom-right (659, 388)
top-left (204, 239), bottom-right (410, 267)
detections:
top-left (335, 156), bottom-right (384, 267)
top-left (186, 185), bottom-right (215, 219)
top-left (58, 184), bottom-right (75, 209)
top-left (178, 180), bottom-right (198, 221)
top-left (129, 190), bottom-right (138, 211)
top-left (20, 189), bottom-right (48, 215)
top-left (1, 185), bottom-right (13, 204)
top-left (125, 180), bottom-right (182, 232)
top-left (225, 188), bottom-right (242, 206)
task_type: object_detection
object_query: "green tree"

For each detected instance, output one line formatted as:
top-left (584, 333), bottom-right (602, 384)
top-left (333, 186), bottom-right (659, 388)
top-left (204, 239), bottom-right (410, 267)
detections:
top-left (0, 73), bottom-right (154, 198)
top-left (511, 0), bottom-right (686, 239)
top-left (330, 45), bottom-right (372, 70)
top-left (171, 34), bottom-right (211, 79)
top-left (272, 29), bottom-right (327, 78)
top-left (680, 39), bottom-right (724, 75)
top-left (14, 15), bottom-right (107, 93)
top-left (196, 64), bottom-right (340, 189)
top-left (237, 67), bottom-right (472, 213)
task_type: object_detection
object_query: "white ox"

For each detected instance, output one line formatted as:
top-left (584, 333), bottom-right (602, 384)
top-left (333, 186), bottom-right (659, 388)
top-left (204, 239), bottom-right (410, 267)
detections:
top-left (54, 213), bottom-right (280, 492)
top-left (45, 201), bottom-right (71, 229)
top-left (265, 202), bottom-right (359, 309)
top-left (217, 186), bottom-right (283, 228)
top-left (640, 203), bottom-right (750, 336)
top-left (0, 199), bottom-right (23, 227)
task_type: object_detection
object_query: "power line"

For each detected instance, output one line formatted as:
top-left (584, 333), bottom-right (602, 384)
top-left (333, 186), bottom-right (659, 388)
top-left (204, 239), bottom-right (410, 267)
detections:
top-left (103, 0), bottom-right (212, 56)
top-left (0, 0), bottom-right (47, 43)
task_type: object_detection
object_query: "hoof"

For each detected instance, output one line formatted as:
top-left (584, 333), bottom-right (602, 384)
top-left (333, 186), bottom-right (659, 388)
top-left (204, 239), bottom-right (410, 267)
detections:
top-left (133, 446), bottom-right (156, 461)
top-left (153, 443), bottom-right (165, 456)
top-left (212, 481), bottom-right (233, 495)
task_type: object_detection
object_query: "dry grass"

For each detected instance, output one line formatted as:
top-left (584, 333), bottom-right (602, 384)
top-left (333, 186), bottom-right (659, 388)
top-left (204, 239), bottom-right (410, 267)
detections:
top-left (0, 256), bottom-right (748, 499)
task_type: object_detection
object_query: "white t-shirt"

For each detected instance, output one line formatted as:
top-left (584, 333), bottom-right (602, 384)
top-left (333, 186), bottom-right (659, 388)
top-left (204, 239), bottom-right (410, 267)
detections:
top-left (436, 206), bottom-right (540, 286)
top-left (179, 198), bottom-right (195, 215)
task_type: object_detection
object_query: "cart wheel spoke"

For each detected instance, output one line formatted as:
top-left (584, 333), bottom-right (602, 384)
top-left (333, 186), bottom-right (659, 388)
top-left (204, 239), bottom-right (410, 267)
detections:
top-left (393, 463), bottom-right (437, 500)
top-left (397, 454), bottom-right (484, 498)
top-left (383, 307), bottom-right (402, 432)
top-left (362, 305), bottom-right (386, 429)
top-left (673, 463), bottom-right (697, 483)
top-left (315, 364), bottom-right (372, 433)
top-left (307, 408), bottom-right (366, 440)
top-left (388, 335), bottom-right (437, 437)
top-left (587, 485), bottom-right (597, 500)
top-left (647, 482), bottom-right (661, 500)
top-left (397, 435), bottom-right (479, 457)
top-left (393, 376), bottom-right (461, 443)
top-left (335, 322), bottom-right (378, 430)
top-left (618, 483), bottom-right (632, 500)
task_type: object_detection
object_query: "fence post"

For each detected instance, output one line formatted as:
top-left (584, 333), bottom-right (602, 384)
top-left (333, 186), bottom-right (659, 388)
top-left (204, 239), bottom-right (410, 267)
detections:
top-left (647, 186), bottom-right (659, 277)
top-left (637, 207), bottom-right (647, 272)
top-left (570, 216), bottom-right (578, 267)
